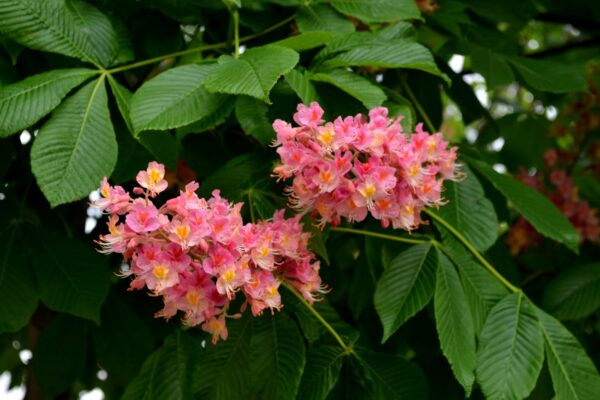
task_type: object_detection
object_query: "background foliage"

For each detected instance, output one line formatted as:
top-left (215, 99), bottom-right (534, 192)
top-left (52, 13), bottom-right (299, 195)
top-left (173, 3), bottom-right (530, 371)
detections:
top-left (1, 0), bottom-right (599, 399)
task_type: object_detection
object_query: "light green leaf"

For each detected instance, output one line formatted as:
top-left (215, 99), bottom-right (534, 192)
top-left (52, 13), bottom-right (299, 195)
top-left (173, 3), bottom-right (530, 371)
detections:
top-left (176, 96), bottom-right (235, 139)
top-left (69, 0), bottom-right (118, 67)
top-left (433, 164), bottom-right (499, 251)
top-left (465, 156), bottom-right (580, 253)
top-left (534, 307), bottom-right (600, 400)
top-left (0, 225), bottom-right (37, 333)
top-left (130, 64), bottom-right (230, 134)
top-left (273, 32), bottom-right (334, 51)
top-left (320, 41), bottom-right (446, 80)
top-left (297, 346), bottom-right (345, 400)
top-left (331, 0), bottom-right (421, 23)
top-left (434, 249), bottom-right (476, 396)
top-left (310, 69), bottom-right (386, 109)
top-left (284, 69), bottom-right (320, 104)
top-left (0, 68), bottom-right (96, 137)
top-left (0, 0), bottom-right (109, 66)
top-left (107, 74), bottom-right (133, 131)
top-left (123, 330), bottom-right (201, 400)
top-left (374, 243), bottom-right (438, 342)
top-left (508, 57), bottom-right (587, 93)
top-left (543, 263), bottom-right (600, 321)
top-left (31, 314), bottom-right (88, 397)
top-left (235, 95), bottom-right (273, 145)
top-left (296, 5), bottom-right (355, 35)
top-left (193, 317), bottom-right (252, 400)
top-left (354, 348), bottom-right (428, 400)
top-left (477, 293), bottom-right (544, 400)
top-left (27, 227), bottom-right (110, 323)
top-left (251, 313), bottom-right (306, 399)
top-left (204, 45), bottom-right (299, 102)
top-left (31, 76), bottom-right (117, 207)
top-left (471, 48), bottom-right (514, 89)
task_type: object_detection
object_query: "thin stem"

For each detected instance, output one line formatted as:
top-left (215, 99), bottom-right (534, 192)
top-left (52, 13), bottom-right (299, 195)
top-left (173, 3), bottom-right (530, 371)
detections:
top-left (331, 226), bottom-right (428, 245)
top-left (424, 208), bottom-right (520, 293)
top-left (233, 10), bottom-right (240, 59)
top-left (106, 14), bottom-right (295, 74)
top-left (400, 75), bottom-right (437, 133)
top-left (281, 281), bottom-right (353, 355)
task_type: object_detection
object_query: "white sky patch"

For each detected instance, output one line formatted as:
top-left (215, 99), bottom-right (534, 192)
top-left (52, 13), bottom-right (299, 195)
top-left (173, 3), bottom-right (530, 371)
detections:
top-left (85, 217), bottom-right (98, 234)
top-left (527, 39), bottom-right (540, 50)
top-left (493, 164), bottom-right (507, 173)
top-left (463, 73), bottom-right (489, 107)
top-left (487, 137), bottom-right (505, 152)
top-left (0, 193), bottom-right (5, 201)
top-left (465, 127), bottom-right (478, 144)
top-left (0, 372), bottom-right (25, 400)
top-left (448, 54), bottom-right (464, 73)
top-left (19, 130), bottom-right (31, 145)
top-left (238, 45), bottom-right (246, 55)
top-left (79, 388), bottom-right (104, 400)
top-left (375, 73), bottom-right (383, 83)
top-left (19, 350), bottom-right (32, 365)
top-left (96, 370), bottom-right (108, 381)
top-left (546, 105), bottom-right (558, 120)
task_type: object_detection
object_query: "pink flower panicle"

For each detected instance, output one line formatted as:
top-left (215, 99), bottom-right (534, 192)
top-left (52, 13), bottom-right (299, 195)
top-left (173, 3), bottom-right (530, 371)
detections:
top-left (94, 163), bottom-right (325, 344)
top-left (272, 102), bottom-right (460, 231)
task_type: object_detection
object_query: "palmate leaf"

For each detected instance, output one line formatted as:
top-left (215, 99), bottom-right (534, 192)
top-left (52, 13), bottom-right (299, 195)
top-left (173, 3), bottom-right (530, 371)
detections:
top-left (0, 225), bottom-right (37, 333)
top-left (354, 348), bottom-right (428, 400)
top-left (123, 330), bottom-right (201, 400)
top-left (26, 227), bottom-right (110, 323)
top-left (273, 32), bottom-right (334, 51)
top-left (69, 0), bottom-right (118, 67)
top-left (235, 95), bottom-right (273, 146)
top-left (374, 243), bottom-right (438, 342)
top-left (0, 68), bottom-right (96, 137)
top-left (176, 96), bottom-right (236, 139)
top-left (0, 0), bottom-right (115, 66)
top-left (296, 4), bottom-right (355, 35)
top-left (320, 41), bottom-right (446, 81)
top-left (330, 0), bottom-right (421, 23)
top-left (285, 69), bottom-right (320, 104)
top-left (31, 76), bottom-right (117, 207)
top-left (470, 47), bottom-right (514, 89)
top-left (204, 45), bottom-right (299, 103)
top-left (310, 69), bottom-right (386, 109)
top-left (476, 293), bottom-right (544, 400)
top-left (508, 57), bottom-right (587, 94)
top-left (250, 313), bottom-right (306, 399)
top-left (432, 164), bottom-right (499, 252)
top-left (130, 64), bottom-right (230, 134)
top-left (193, 317), bottom-right (253, 400)
top-left (534, 307), bottom-right (600, 400)
top-left (543, 263), bottom-right (600, 321)
top-left (31, 314), bottom-right (88, 397)
top-left (465, 156), bottom-right (580, 253)
top-left (297, 345), bottom-right (345, 400)
top-left (434, 249), bottom-right (476, 396)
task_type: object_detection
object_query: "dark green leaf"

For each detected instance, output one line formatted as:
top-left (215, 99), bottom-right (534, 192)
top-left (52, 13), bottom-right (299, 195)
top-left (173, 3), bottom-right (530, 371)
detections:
top-left (296, 5), bottom-right (355, 35)
top-left (310, 69), bottom-right (386, 109)
top-left (273, 32), bottom-right (335, 51)
top-left (235, 95), bottom-right (273, 145)
top-left (176, 96), bottom-right (236, 139)
top-left (297, 345), bottom-right (345, 400)
top-left (374, 243), bottom-right (438, 342)
top-left (508, 57), bottom-right (587, 93)
top-left (543, 263), bottom-right (600, 320)
top-left (470, 48), bottom-right (514, 89)
top-left (330, 0), bottom-right (421, 23)
top-left (69, 0), bottom-right (118, 67)
top-left (285, 69), bottom-right (320, 104)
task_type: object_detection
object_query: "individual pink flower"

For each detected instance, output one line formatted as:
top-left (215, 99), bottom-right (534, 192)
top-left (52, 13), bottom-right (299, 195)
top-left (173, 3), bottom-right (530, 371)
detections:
top-left (125, 199), bottom-right (162, 233)
top-left (293, 102), bottom-right (324, 128)
top-left (136, 161), bottom-right (168, 197)
top-left (202, 315), bottom-right (228, 344)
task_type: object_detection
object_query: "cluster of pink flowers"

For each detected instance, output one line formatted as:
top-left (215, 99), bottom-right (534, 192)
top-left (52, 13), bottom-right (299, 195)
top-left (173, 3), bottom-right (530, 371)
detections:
top-left (272, 102), bottom-right (460, 230)
top-left (94, 162), bottom-right (324, 344)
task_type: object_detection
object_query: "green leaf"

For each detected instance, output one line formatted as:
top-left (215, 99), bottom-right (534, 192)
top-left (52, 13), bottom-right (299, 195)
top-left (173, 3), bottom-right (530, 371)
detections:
top-left (374, 243), bottom-right (438, 342)
top-left (0, 225), bottom-right (37, 333)
top-left (327, 357), bottom-right (374, 400)
top-left (92, 292), bottom-right (155, 385)
top-left (0, 68), bottom-right (96, 138)
top-left (331, 0), bottom-right (421, 23)
top-left (476, 293), bottom-right (544, 400)
top-left (203, 45), bottom-right (299, 102)
top-left (31, 314), bottom-right (88, 397)
top-left (285, 69), bottom-right (320, 104)
top-left (137, 131), bottom-right (179, 171)
top-left (176, 96), bottom-right (236, 139)
top-left (320, 41), bottom-right (446, 80)
top-left (30, 76), bottom-right (117, 207)
top-left (130, 64), bottom-right (230, 134)
top-left (433, 164), bottom-right (499, 251)
top-left (470, 48), bottom-right (514, 89)
top-left (297, 346), bottom-right (345, 400)
top-left (508, 57), bottom-right (587, 93)
top-left (235, 95), bottom-right (273, 145)
top-left (354, 348), bottom-right (428, 400)
top-left (251, 313), bottom-right (306, 399)
top-left (193, 317), bottom-right (252, 400)
top-left (296, 5), bottom-right (355, 35)
top-left (123, 330), bottom-right (201, 400)
top-left (465, 156), bottom-right (580, 253)
top-left (543, 263), bottom-right (600, 321)
top-left (310, 69), bottom-right (386, 109)
top-left (434, 249), bottom-right (476, 396)
top-left (534, 307), bottom-right (600, 400)
top-left (69, 0), bottom-right (118, 67)
top-left (0, 0), bottom-right (107, 66)
top-left (273, 32), bottom-right (335, 51)
top-left (107, 74), bottom-right (133, 131)
top-left (27, 227), bottom-right (110, 323)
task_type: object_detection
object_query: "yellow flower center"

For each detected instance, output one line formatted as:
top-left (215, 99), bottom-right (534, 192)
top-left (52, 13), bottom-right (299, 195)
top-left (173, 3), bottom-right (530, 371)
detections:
top-left (409, 164), bottom-right (420, 177)
top-left (186, 291), bottom-right (200, 305)
top-left (319, 170), bottom-right (331, 183)
top-left (175, 225), bottom-right (190, 240)
top-left (259, 246), bottom-right (270, 257)
top-left (319, 129), bottom-right (334, 145)
top-left (223, 269), bottom-right (236, 283)
top-left (362, 184), bottom-right (376, 199)
top-left (427, 138), bottom-right (436, 153)
top-left (152, 265), bottom-right (169, 280)
top-left (148, 168), bottom-right (162, 184)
